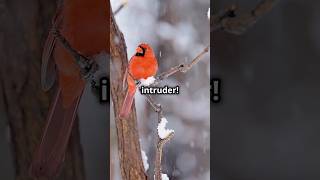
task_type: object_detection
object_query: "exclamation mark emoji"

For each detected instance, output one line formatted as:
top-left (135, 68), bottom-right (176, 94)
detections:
top-left (212, 78), bottom-right (221, 103)
top-left (100, 77), bottom-right (109, 103)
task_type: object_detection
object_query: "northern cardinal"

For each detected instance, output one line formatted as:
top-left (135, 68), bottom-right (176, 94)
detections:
top-left (119, 43), bottom-right (158, 119)
top-left (30, 0), bottom-right (108, 177)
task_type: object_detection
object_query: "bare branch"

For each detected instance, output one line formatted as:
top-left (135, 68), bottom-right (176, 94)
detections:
top-left (145, 95), bottom-right (174, 180)
top-left (145, 94), bottom-right (161, 114)
top-left (151, 45), bottom-right (210, 87)
top-left (155, 132), bottom-right (174, 180)
top-left (113, 0), bottom-right (128, 16)
top-left (212, 0), bottom-right (277, 35)
top-left (51, 29), bottom-right (98, 80)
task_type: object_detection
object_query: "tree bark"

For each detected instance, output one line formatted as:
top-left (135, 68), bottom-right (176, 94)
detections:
top-left (110, 11), bottom-right (147, 180)
top-left (0, 0), bottom-right (85, 180)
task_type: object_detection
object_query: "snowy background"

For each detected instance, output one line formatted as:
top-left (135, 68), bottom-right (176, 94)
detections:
top-left (110, 0), bottom-right (210, 179)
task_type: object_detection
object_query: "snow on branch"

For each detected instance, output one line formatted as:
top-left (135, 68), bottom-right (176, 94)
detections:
top-left (157, 117), bottom-right (174, 140)
top-left (144, 45), bottom-right (209, 180)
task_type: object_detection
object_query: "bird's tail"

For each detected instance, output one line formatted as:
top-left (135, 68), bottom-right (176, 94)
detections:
top-left (119, 75), bottom-right (136, 119)
top-left (29, 88), bottom-right (82, 178)
top-left (119, 87), bottom-right (136, 119)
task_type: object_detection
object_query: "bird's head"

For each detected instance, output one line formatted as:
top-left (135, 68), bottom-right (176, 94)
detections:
top-left (135, 43), bottom-right (155, 58)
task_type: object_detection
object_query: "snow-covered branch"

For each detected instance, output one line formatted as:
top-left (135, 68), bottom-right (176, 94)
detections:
top-left (145, 94), bottom-right (174, 180)
top-left (141, 45), bottom-right (209, 180)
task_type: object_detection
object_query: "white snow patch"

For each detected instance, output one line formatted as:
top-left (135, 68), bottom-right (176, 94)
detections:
top-left (140, 76), bottom-right (156, 86)
top-left (157, 117), bottom-right (174, 139)
top-left (141, 150), bottom-right (149, 171)
top-left (161, 173), bottom-right (169, 180)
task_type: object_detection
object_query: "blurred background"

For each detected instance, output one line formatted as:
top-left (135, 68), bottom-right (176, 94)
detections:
top-left (111, 0), bottom-right (210, 179)
top-left (213, 0), bottom-right (320, 179)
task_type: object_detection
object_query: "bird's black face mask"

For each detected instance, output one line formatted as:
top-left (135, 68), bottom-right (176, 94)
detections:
top-left (135, 45), bottom-right (146, 57)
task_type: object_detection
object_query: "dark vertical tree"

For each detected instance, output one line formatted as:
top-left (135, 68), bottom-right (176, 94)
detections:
top-left (110, 11), bottom-right (148, 180)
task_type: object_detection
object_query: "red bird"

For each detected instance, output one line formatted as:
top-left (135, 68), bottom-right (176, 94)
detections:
top-left (120, 43), bottom-right (158, 119)
top-left (30, 0), bottom-right (108, 177)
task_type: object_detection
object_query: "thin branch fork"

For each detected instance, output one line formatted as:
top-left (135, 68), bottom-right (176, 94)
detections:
top-left (145, 95), bottom-right (174, 180)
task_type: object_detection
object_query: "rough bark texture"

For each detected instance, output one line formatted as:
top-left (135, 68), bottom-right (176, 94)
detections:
top-left (0, 0), bottom-right (85, 180)
top-left (110, 11), bottom-right (147, 180)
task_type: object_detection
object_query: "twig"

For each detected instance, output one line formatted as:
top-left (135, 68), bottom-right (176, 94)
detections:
top-left (212, 0), bottom-right (277, 35)
top-left (145, 94), bottom-right (161, 114)
top-left (151, 45), bottom-right (210, 87)
top-left (113, 0), bottom-right (128, 16)
top-left (51, 29), bottom-right (98, 80)
top-left (145, 95), bottom-right (174, 180)
top-left (155, 132), bottom-right (174, 180)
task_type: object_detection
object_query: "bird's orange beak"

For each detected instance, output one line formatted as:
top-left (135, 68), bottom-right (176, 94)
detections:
top-left (136, 46), bottom-right (144, 54)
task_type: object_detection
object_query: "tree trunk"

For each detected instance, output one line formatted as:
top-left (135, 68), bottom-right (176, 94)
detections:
top-left (110, 11), bottom-right (147, 180)
top-left (0, 0), bottom-right (85, 180)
